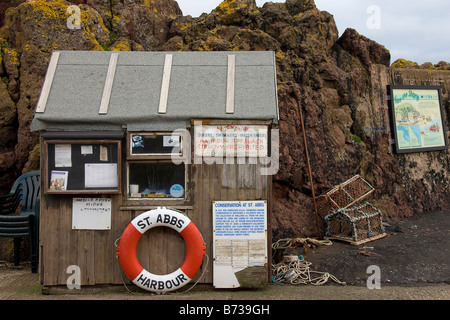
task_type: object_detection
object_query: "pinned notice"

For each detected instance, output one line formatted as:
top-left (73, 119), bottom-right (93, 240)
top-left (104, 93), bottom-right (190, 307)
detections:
top-left (81, 145), bottom-right (93, 155)
top-left (163, 135), bottom-right (180, 147)
top-left (100, 145), bottom-right (108, 161)
top-left (55, 144), bottom-right (72, 167)
top-left (49, 170), bottom-right (68, 191)
top-left (85, 163), bottom-right (118, 188)
top-left (72, 198), bottom-right (111, 230)
top-left (212, 200), bottom-right (268, 288)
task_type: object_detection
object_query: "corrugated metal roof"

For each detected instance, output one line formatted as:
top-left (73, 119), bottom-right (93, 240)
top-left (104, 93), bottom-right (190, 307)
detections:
top-left (31, 51), bottom-right (279, 132)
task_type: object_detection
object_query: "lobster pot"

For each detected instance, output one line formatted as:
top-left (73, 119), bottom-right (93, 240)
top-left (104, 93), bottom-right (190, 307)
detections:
top-left (316, 175), bottom-right (374, 218)
top-left (324, 203), bottom-right (386, 245)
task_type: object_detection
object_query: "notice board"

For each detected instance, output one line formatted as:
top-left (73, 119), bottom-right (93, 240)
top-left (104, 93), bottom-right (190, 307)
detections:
top-left (44, 140), bottom-right (121, 194)
top-left (212, 200), bottom-right (267, 288)
top-left (388, 85), bottom-right (449, 153)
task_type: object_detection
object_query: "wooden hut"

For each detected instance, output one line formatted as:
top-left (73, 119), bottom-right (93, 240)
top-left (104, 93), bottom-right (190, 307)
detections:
top-left (31, 51), bottom-right (279, 290)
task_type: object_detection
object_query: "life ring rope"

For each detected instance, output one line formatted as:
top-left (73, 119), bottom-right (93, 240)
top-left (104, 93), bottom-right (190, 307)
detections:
top-left (116, 207), bottom-right (206, 293)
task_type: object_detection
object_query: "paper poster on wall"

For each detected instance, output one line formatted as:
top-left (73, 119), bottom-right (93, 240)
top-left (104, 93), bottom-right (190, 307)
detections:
top-left (85, 163), bottom-right (118, 188)
top-left (49, 171), bottom-right (68, 191)
top-left (72, 198), bottom-right (111, 230)
top-left (99, 145), bottom-right (109, 161)
top-left (212, 200), bottom-right (267, 288)
top-left (195, 125), bottom-right (269, 158)
top-left (163, 135), bottom-right (180, 147)
top-left (55, 144), bottom-right (72, 167)
top-left (81, 145), bottom-right (93, 155)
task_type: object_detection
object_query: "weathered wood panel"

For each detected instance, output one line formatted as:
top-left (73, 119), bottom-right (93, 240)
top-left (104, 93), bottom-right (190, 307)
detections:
top-left (40, 150), bottom-right (270, 287)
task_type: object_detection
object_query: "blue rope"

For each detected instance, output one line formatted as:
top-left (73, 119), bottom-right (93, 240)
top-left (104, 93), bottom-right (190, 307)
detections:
top-left (272, 273), bottom-right (286, 283)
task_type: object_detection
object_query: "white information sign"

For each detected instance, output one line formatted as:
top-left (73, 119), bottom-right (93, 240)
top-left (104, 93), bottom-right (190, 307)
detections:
top-left (84, 163), bottom-right (118, 188)
top-left (213, 201), bottom-right (267, 239)
top-left (212, 201), bottom-right (267, 288)
top-left (195, 125), bottom-right (269, 157)
top-left (72, 198), bottom-right (111, 230)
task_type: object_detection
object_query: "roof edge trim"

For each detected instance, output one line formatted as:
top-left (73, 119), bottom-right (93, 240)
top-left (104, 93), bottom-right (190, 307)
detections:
top-left (99, 52), bottom-right (119, 115)
top-left (36, 51), bottom-right (60, 113)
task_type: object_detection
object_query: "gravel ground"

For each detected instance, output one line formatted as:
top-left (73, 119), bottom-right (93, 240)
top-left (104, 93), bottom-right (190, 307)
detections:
top-left (305, 211), bottom-right (450, 286)
top-left (0, 211), bottom-right (449, 304)
top-left (0, 266), bottom-right (449, 301)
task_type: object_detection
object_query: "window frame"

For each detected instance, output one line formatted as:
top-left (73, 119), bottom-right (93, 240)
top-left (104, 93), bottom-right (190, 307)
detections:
top-left (126, 160), bottom-right (187, 201)
top-left (127, 132), bottom-right (184, 160)
top-left (125, 131), bottom-right (189, 202)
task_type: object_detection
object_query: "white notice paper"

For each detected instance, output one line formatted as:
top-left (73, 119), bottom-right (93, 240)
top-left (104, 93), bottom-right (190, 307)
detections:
top-left (163, 135), bottom-right (180, 147)
top-left (72, 198), bottom-right (111, 230)
top-left (212, 201), bottom-right (268, 288)
top-left (100, 146), bottom-right (108, 161)
top-left (81, 145), bottom-right (93, 155)
top-left (195, 125), bottom-right (269, 158)
top-left (55, 144), bottom-right (72, 167)
top-left (85, 163), bottom-right (118, 188)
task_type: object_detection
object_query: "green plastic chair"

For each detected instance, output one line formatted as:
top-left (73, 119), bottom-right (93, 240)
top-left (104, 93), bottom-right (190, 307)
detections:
top-left (0, 171), bottom-right (40, 272)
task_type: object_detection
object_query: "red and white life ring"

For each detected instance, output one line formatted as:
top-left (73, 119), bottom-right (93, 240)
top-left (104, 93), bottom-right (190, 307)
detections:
top-left (116, 207), bottom-right (206, 293)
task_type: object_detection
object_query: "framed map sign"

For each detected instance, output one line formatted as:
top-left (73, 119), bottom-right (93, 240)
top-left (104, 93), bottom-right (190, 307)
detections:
top-left (388, 85), bottom-right (449, 153)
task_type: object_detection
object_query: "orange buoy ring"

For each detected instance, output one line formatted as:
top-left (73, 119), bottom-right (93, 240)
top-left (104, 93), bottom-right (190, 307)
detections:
top-left (116, 207), bottom-right (206, 293)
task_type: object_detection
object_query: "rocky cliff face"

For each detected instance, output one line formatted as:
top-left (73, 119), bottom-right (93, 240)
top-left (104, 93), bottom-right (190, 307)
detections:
top-left (0, 0), bottom-right (449, 238)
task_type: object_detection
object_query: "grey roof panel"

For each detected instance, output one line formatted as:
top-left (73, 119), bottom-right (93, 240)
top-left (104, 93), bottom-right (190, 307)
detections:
top-left (31, 51), bottom-right (279, 132)
top-left (168, 65), bottom-right (227, 115)
top-left (44, 64), bottom-right (107, 119)
top-left (235, 66), bottom-right (278, 117)
top-left (57, 51), bottom-right (112, 65)
top-left (108, 65), bottom-right (164, 115)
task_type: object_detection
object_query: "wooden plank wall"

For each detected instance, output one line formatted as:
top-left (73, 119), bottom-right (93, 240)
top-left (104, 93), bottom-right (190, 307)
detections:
top-left (39, 153), bottom-right (270, 287)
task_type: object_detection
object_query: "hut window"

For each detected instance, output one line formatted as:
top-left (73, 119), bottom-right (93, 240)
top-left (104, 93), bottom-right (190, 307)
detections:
top-left (127, 161), bottom-right (185, 199)
top-left (129, 133), bottom-right (182, 156)
top-left (127, 132), bottom-right (187, 199)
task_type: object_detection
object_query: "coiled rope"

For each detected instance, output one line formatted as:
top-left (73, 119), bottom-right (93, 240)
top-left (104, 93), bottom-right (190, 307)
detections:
top-left (272, 237), bottom-right (333, 250)
top-left (272, 257), bottom-right (346, 286)
top-left (272, 237), bottom-right (345, 286)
